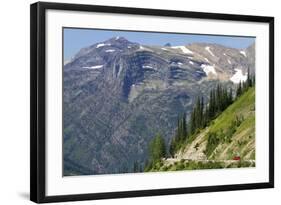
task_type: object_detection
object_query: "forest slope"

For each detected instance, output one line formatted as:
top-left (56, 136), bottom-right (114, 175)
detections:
top-left (148, 87), bottom-right (255, 172)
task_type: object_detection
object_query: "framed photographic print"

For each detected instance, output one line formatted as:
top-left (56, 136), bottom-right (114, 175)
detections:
top-left (30, 1), bottom-right (274, 203)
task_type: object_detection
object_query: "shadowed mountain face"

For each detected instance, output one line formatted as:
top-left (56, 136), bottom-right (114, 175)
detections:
top-left (63, 37), bottom-right (255, 175)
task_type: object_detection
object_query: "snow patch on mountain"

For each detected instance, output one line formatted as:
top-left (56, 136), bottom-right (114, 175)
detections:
top-left (64, 60), bottom-right (70, 65)
top-left (240, 51), bottom-right (247, 57)
top-left (142, 65), bottom-right (153, 69)
top-left (172, 46), bottom-right (193, 54)
top-left (105, 49), bottom-right (115, 52)
top-left (205, 46), bottom-right (215, 57)
top-left (83, 65), bottom-right (104, 69)
top-left (138, 45), bottom-right (154, 52)
top-left (201, 64), bottom-right (217, 76)
top-left (96, 43), bottom-right (110, 48)
top-left (230, 68), bottom-right (247, 83)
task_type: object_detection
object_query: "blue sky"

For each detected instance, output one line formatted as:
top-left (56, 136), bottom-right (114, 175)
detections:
top-left (64, 28), bottom-right (255, 60)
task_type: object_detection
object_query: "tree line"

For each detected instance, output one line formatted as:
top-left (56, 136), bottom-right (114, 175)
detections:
top-left (169, 83), bottom-right (234, 156)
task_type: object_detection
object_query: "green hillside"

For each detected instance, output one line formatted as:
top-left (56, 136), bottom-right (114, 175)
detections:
top-left (205, 86), bottom-right (255, 160)
top-left (147, 87), bottom-right (255, 172)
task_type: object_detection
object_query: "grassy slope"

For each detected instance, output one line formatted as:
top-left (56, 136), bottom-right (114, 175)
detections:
top-left (207, 87), bottom-right (255, 160)
top-left (148, 87), bottom-right (255, 172)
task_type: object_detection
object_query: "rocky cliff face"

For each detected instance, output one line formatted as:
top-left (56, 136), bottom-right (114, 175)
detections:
top-left (63, 37), bottom-right (255, 175)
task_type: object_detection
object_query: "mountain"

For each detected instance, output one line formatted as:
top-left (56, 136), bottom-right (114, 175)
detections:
top-left (63, 36), bottom-right (255, 175)
top-left (148, 87), bottom-right (255, 172)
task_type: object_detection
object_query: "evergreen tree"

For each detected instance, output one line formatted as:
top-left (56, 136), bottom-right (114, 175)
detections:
top-left (236, 81), bottom-right (242, 98)
top-left (246, 67), bottom-right (252, 88)
top-left (169, 138), bottom-right (176, 157)
top-left (149, 133), bottom-right (166, 163)
top-left (203, 104), bottom-right (210, 127)
top-left (169, 113), bottom-right (188, 156)
top-left (228, 87), bottom-right (233, 105)
top-left (189, 109), bottom-right (196, 136)
top-left (208, 90), bottom-right (215, 120)
top-left (195, 97), bottom-right (201, 130)
top-left (174, 117), bottom-right (180, 142)
top-left (181, 113), bottom-right (187, 141)
top-left (200, 97), bottom-right (205, 128)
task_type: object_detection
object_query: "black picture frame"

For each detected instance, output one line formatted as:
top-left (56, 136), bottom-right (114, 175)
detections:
top-left (30, 1), bottom-right (274, 203)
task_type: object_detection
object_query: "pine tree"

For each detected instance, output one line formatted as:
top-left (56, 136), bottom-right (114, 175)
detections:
top-left (195, 97), bottom-right (201, 130)
top-left (203, 104), bottom-right (210, 127)
top-left (200, 97), bottom-right (204, 127)
top-left (247, 67), bottom-right (253, 88)
top-left (169, 113), bottom-right (188, 156)
top-left (228, 87), bottom-right (233, 104)
top-left (208, 90), bottom-right (215, 120)
top-left (181, 114), bottom-right (187, 141)
top-left (169, 138), bottom-right (176, 157)
top-left (236, 81), bottom-right (242, 98)
top-left (149, 133), bottom-right (166, 163)
top-left (189, 108), bottom-right (196, 135)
